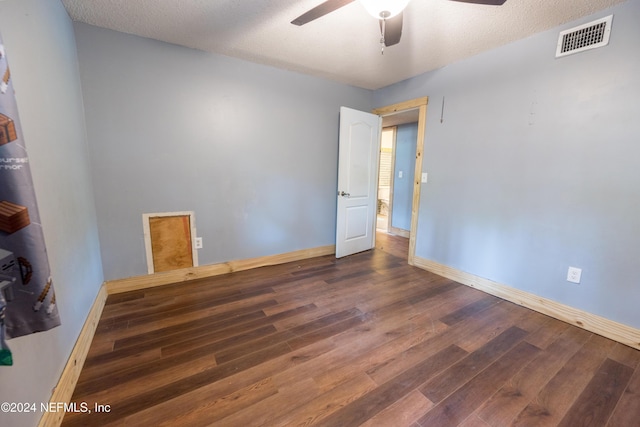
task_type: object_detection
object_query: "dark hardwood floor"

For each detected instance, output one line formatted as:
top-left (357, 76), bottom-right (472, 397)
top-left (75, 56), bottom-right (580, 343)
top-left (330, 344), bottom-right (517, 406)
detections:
top-left (63, 233), bottom-right (640, 426)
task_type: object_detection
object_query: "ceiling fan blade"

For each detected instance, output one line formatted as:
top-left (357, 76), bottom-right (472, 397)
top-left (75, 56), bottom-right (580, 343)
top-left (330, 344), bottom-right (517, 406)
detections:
top-left (380, 12), bottom-right (403, 47)
top-left (448, 0), bottom-right (507, 5)
top-left (291, 0), bottom-right (356, 26)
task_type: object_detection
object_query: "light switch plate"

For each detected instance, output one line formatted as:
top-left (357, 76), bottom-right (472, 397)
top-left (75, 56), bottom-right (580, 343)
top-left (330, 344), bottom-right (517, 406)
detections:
top-left (421, 173), bottom-right (428, 183)
top-left (398, 171), bottom-right (403, 178)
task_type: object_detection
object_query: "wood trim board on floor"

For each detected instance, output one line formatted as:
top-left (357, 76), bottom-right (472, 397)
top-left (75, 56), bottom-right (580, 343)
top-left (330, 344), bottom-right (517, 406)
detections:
top-left (413, 255), bottom-right (640, 351)
top-left (106, 245), bottom-right (336, 294)
top-left (38, 285), bottom-right (108, 427)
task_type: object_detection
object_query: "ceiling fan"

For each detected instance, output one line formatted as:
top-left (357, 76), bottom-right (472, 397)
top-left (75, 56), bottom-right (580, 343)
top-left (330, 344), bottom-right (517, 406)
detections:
top-left (292, 0), bottom-right (507, 50)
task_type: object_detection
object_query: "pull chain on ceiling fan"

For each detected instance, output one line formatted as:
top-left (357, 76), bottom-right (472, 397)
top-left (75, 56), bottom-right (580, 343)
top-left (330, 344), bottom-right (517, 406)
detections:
top-left (358, 0), bottom-right (411, 54)
top-left (380, 17), bottom-right (387, 54)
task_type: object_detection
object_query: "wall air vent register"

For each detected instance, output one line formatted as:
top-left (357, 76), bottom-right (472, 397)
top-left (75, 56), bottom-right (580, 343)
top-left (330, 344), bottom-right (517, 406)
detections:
top-left (556, 15), bottom-right (613, 58)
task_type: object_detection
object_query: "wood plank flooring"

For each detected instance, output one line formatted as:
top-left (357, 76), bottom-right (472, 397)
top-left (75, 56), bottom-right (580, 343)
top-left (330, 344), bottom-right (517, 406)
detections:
top-left (63, 233), bottom-right (640, 426)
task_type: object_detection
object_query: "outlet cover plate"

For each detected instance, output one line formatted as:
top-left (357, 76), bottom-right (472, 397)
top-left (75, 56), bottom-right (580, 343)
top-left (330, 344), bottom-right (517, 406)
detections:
top-left (195, 237), bottom-right (203, 249)
top-left (567, 266), bottom-right (582, 284)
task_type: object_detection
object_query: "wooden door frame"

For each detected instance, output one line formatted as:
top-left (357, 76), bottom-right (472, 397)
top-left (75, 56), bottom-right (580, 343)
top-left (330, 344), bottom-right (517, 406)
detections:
top-left (373, 97), bottom-right (428, 266)
top-left (142, 211), bottom-right (198, 274)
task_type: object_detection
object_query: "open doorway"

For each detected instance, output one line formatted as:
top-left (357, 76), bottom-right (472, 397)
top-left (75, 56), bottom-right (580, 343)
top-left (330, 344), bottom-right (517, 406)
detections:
top-left (377, 127), bottom-right (395, 233)
top-left (377, 110), bottom-right (420, 239)
top-left (372, 97), bottom-right (428, 266)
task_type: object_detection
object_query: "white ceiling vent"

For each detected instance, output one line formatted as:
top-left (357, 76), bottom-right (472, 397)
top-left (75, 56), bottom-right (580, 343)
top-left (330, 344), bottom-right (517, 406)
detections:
top-left (556, 15), bottom-right (613, 58)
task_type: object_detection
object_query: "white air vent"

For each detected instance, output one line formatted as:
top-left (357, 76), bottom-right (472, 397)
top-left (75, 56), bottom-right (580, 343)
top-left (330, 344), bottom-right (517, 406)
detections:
top-left (556, 15), bottom-right (613, 58)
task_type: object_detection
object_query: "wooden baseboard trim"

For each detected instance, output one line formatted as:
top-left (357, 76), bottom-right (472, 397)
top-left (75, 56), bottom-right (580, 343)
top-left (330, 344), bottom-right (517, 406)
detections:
top-left (389, 227), bottom-right (410, 238)
top-left (39, 244), bottom-right (336, 426)
top-left (38, 284), bottom-right (108, 427)
top-left (413, 256), bottom-right (640, 351)
top-left (106, 244), bottom-right (336, 294)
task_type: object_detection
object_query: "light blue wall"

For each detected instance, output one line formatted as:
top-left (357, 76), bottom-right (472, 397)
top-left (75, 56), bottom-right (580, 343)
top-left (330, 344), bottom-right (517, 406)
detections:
top-left (375, 0), bottom-right (640, 329)
top-left (391, 122), bottom-right (417, 231)
top-left (73, 23), bottom-right (373, 281)
top-left (0, 1), bottom-right (104, 426)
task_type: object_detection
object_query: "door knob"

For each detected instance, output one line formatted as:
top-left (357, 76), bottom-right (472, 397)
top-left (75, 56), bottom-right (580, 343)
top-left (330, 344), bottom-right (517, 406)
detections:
top-left (338, 191), bottom-right (351, 197)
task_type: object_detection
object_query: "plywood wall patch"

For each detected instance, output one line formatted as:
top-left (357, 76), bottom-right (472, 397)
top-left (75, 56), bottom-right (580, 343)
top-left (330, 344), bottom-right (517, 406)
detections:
top-left (142, 211), bottom-right (198, 274)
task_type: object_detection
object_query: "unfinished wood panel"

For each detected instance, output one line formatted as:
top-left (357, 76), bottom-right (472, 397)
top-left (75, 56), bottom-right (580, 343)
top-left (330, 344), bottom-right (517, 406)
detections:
top-left (149, 215), bottom-right (193, 273)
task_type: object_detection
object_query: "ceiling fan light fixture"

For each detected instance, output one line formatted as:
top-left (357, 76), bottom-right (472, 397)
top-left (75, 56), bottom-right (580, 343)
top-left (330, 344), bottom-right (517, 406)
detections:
top-left (359, 0), bottom-right (411, 19)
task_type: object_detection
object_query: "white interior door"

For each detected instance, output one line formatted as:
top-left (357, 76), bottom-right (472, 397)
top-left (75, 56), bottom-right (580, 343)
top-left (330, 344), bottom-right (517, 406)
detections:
top-left (336, 107), bottom-right (381, 258)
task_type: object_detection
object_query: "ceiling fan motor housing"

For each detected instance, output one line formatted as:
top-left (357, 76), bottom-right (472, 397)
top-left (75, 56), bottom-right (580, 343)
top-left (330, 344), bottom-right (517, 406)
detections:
top-left (359, 0), bottom-right (411, 19)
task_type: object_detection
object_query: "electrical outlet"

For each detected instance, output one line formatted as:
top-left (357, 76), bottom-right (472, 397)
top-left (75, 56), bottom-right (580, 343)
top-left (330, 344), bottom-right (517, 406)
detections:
top-left (195, 237), bottom-right (203, 249)
top-left (567, 266), bottom-right (581, 284)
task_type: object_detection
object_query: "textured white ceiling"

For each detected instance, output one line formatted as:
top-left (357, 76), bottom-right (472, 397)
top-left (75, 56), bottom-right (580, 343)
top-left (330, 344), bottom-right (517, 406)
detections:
top-left (61, 0), bottom-right (626, 90)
